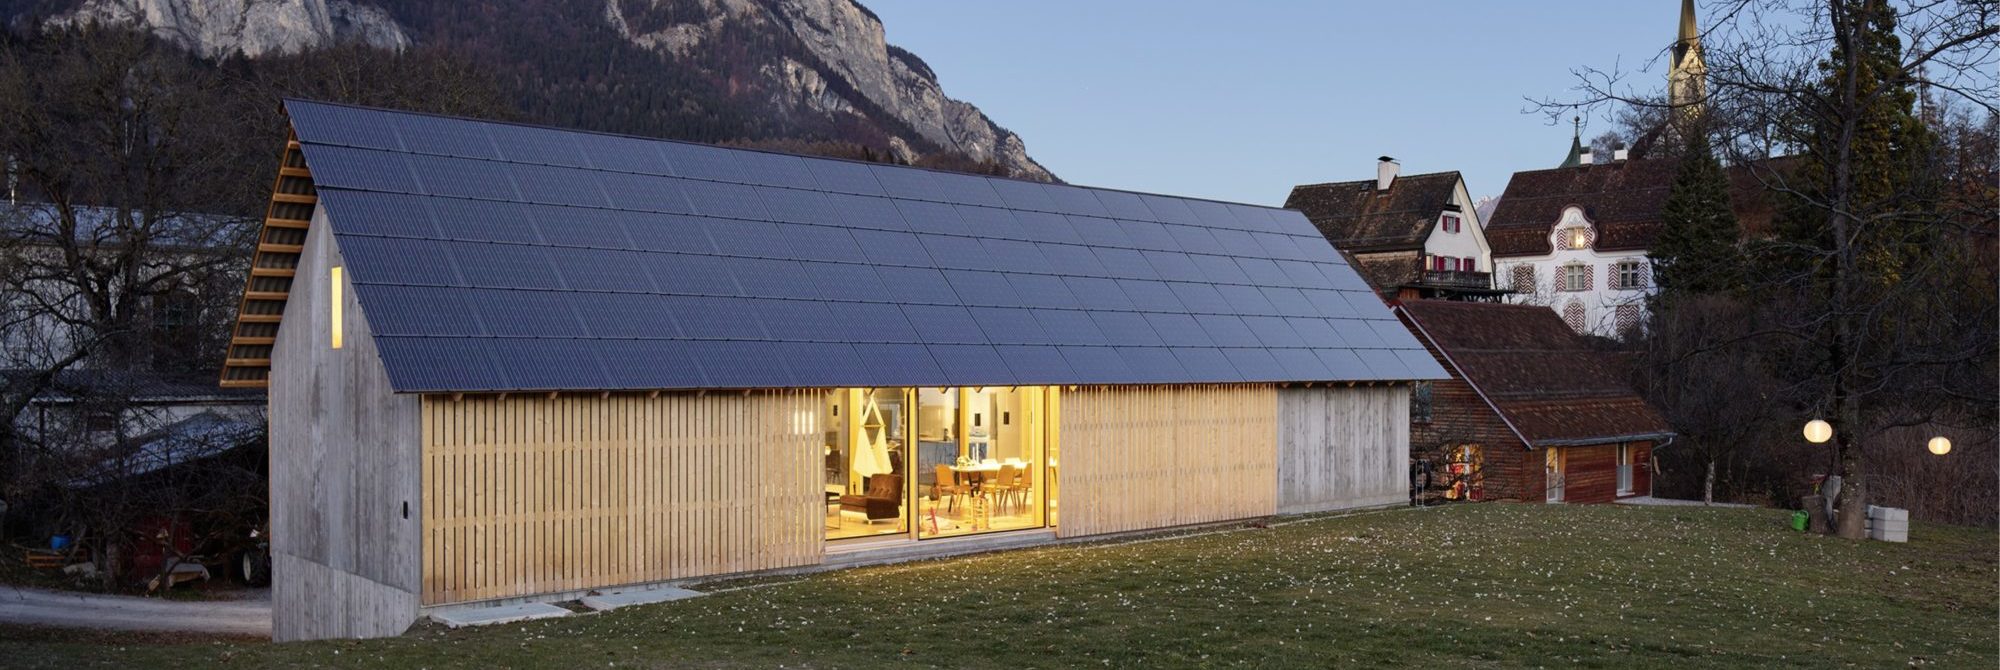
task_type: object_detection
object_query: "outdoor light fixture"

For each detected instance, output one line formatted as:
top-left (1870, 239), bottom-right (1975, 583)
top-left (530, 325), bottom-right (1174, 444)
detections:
top-left (1927, 436), bottom-right (1952, 456)
top-left (1803, 419), bottom-right (1832, 444)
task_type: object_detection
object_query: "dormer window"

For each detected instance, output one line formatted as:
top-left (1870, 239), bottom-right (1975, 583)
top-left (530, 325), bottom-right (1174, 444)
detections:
top-left (1556, 225), bottom-right (1595, 251)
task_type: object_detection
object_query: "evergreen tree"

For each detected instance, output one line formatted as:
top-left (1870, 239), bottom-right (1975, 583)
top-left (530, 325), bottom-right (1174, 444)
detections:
top-left (1650, 128), bottom-right (1742, 299)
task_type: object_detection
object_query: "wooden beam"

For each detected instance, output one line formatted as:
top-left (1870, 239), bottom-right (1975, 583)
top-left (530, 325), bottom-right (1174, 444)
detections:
top-left (237, 314), bottom-right (283, 323)
top-left (278, 166), bottom-right (312, 178)
top-left (225, 357), bottom-right (272, 367)
top-left (219, 379), bottom-right (269, 389)
top-left (271, 193), bottom-right (318, 205)
top-left (258, 243), bottom-right (304, 254)
top-left (250, 267), bottom-right (297, 278)
top-left (229, 336), bottom-right (276, 346)
top-left (263, 216), bottom-right (311, 229)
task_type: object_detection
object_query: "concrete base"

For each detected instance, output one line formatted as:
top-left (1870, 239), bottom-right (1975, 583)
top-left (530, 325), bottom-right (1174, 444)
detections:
top-left (429, 602), bottom-right (572, 628)
top-left (579, 587), bottom-right (706, 612)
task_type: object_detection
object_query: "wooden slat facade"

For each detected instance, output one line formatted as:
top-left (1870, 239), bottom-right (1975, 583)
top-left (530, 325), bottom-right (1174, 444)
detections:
top-left (1277, 386), bottom-right (1411, 514)
top-left (419, 390), bottom-right (826, 605)
top-left (1055, 385), bottom-right (1278, 538)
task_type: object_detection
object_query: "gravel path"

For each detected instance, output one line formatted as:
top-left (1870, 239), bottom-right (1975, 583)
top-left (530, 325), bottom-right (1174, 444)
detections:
top-left (0, 584), bottom-right (270, 637)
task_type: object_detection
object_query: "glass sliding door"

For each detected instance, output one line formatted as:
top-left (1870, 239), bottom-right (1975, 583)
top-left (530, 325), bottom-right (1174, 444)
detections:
top-left (917, 386), bottom-right (1048, 539)
top-left (824, 388), bottom-right (910, 540)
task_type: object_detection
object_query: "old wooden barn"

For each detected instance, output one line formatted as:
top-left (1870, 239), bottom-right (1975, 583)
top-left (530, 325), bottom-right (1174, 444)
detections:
top-left (222, 100), bottom-right (1448, 640)
top-left (1394, 300), bottom-right (1674, 504)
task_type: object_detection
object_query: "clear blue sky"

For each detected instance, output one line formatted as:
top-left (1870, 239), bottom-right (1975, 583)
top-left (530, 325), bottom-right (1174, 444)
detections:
top-left (863, 1), bottom-right (1696, 206)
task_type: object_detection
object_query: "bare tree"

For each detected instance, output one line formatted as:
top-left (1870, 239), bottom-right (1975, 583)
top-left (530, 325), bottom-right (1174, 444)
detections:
top-left (1532, 0), bottom-right (1998, 535)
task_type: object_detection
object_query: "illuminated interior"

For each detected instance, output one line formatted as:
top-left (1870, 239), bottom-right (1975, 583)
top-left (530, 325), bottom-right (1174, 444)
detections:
top-left (330, 265), bottom-right (344, 349)
top-left (823, 386), bottom-right (1058, 541)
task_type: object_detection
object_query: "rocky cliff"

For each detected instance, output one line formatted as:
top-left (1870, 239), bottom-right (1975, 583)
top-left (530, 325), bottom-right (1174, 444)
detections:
top-left (28, 0), bottom-right (1051, 180)
top-left (50, 0), bottom-right (407, 58)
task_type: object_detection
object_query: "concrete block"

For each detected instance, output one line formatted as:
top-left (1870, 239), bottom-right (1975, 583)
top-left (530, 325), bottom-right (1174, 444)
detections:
top-left (429, 602), bottom-right (572, 628)
top-left (579, 587), bottom-right (706, 612)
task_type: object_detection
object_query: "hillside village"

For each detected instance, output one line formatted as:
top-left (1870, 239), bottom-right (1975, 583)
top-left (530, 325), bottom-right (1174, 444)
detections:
top-left (0, 0), bottom-right (1992, 665)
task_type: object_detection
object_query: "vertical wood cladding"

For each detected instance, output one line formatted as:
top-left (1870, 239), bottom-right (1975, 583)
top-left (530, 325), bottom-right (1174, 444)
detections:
top-left (420, 390), bottom-right (826, 605)
top-left (1057, 385), bottom-right (1278, 538)
top-left (268, 210), bottom-right (423, 641)
top-left (1277, 386), bottom-right (1410, 513)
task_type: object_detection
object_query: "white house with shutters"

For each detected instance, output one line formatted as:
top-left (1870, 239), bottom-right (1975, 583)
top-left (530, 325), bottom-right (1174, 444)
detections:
top-left (1491, 204), bottom-right (1653, 337)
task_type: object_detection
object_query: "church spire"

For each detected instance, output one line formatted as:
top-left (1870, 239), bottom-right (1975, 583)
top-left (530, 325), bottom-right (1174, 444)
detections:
top-left (1669, 0), bottom-right (1707, 116)
top-left (1679, 0), bottom-right (1699, 45)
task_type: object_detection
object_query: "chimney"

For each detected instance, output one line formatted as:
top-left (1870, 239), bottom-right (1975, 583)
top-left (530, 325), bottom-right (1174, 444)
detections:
top-left (1579, 152), bottom-right (1595, 165)
top-left (1375, 156), bottom-right (1399, 191)
top-left (1613, 148), bottom-right (1630, 162)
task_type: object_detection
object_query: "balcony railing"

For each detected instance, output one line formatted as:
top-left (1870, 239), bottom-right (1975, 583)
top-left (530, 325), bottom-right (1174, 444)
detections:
top-left (1418, 270), bottom-right (1493, 290)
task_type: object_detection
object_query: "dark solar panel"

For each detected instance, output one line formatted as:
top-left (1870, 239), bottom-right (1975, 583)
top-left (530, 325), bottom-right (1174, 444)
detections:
top-left (1057, 346), bottom-right (1133, 384)
top-left (1113, 347), bottom-right (1188, 383)
top-left (928, 344), bottom-right (1018, 386)
top-left (851, 230), bottom-right (935, 267)
top-left (291, 100), bottom-right (1444, 392)
top-left (899, 305), bottom-right (989, 344)
top-left (897, 200), bottom-right (970, 236)
top-left (645, 253), bottom-right (739, 296)
top-left (1143, 312), bottom-right (1214, 347)
top-left (804, 159), bottom-right (886, 196)
top-left (1170, 347), bottom-right (1240, 382)
top-left (994, 345), bottom-right (1075, 382)
top-left (1031, 309), bottom-right (1108, 346)
top-left (532, 205), bottom-right (634, 249)
top-left (1003, 273), bottom-right (1080, 309)
top-left (449, 241), bottom-right (561, 289)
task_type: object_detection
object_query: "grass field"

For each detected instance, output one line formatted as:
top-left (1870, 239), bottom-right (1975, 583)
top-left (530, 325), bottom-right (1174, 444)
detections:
top-left (2, 503), bottom-right (1993, 669)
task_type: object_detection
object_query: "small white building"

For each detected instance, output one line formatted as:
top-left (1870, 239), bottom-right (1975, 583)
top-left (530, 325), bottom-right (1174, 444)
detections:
top-left (1285, 158), bottom-right (1503, 303)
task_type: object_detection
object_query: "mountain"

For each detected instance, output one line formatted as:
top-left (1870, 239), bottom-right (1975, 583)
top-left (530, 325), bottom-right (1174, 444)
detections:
top-left (12, 0), bottom-right (1052, 180)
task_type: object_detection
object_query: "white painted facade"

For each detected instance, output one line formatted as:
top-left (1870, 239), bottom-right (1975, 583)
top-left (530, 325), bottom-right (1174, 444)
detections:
top-left (1495, 206), bottom-right (1652, 337)
top-left (1419, 178), bottom-right (1492, 274)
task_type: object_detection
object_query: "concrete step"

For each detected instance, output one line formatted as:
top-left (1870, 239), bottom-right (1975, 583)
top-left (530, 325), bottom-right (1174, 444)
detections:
top-left (429, 602), bottom-right (572, 628)
top-left (579, 587), bottom-right (706, 612)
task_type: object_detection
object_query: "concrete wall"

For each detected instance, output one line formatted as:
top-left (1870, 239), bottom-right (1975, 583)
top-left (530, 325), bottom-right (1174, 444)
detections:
top-left (1276, 386), bottom-right (1410, 514)
top-left (268, 209), bottom-right (423, 640)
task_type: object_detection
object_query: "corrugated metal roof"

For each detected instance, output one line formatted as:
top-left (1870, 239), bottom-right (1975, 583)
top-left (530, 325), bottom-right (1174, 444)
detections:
top-left (283, 99), bottom-right (1447, 392)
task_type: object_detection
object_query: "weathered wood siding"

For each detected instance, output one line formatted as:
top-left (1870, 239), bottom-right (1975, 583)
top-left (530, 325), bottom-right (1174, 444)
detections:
top-left (269, 209), bottom-right (423, 641)
top-left (420, 390), bottom-right (825, 605)
top-left (1055, 385), bottom-right (1277, 538)
top-left (1277, 386), bottom-right (1410, 514)
top-left (1559, 445), bottom-right (1620, 504)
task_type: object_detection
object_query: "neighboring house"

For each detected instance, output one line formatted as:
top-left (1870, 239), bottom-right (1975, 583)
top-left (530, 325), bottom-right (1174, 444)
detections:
top-left (1484, 155), bottom-right (1786, 338)
top-left (1, 204), bottom-right (259, 448)
top-left (1394, 300), bottom-right (1674, 504)
top-left (1284, 158), bottom-right (1502, 302)
top-left (229, 100), bottom-right (1450, 641)
top-left (11, 370), bottom-right (263, 449)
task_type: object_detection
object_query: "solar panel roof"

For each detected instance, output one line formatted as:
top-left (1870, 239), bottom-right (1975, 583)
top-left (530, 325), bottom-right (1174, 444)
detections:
top-left (282, 99), bottom-right (1447, 392)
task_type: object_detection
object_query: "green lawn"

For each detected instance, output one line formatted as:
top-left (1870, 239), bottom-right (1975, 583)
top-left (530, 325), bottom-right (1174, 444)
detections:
top-left (4, 504), bottom-right (1994, 669)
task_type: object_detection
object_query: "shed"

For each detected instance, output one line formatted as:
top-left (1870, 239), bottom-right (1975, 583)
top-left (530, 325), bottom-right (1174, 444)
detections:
top-left (1393, 300), bottom-right (1673, 504)
top-left (225, 100), bottom-right (1448, 640)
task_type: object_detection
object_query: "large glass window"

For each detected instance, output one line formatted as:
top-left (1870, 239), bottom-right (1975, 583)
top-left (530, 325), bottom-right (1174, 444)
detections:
top-left (824, 388), bottom-right (909, 540)
top-left (917, 387), bottom-right (1050, 538)
top-left (824, 386), bottom-right (1057, 542)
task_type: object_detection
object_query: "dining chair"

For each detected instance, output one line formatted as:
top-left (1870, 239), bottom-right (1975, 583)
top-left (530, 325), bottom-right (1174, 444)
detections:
top-left (933, 464), bottom-right (962, 512)
top-left (990, 464), bottom-right (1019, 513)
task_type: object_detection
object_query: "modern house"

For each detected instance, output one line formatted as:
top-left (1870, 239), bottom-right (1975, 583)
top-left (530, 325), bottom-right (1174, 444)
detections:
top-left (1392, 299), bottom-right (1673, 504)
top-left (1284, 158), bottom-right (1502, 302)
top-left (224, 100), bottom-right (1448, 640)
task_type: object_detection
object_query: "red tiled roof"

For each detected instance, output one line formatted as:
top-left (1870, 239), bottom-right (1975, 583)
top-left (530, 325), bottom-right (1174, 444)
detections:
top-left (1285, 171), bottom-right (1463, 251)
top-left (1485, 158), bottom-right (1793, 257)
top-left (1396, 300), bottom-right (1673, 447)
